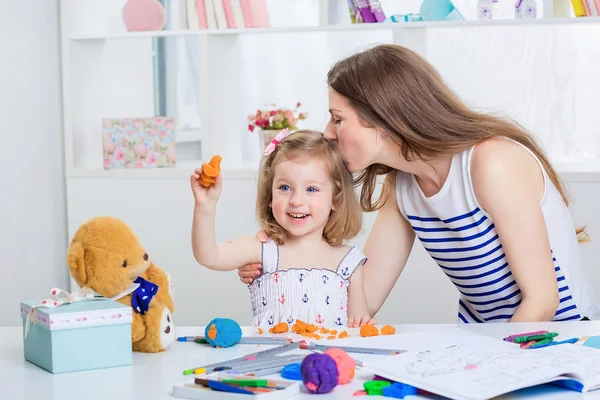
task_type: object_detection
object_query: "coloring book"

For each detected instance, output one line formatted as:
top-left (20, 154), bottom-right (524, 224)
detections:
top-left (360, 335), bottom-right (600, 400)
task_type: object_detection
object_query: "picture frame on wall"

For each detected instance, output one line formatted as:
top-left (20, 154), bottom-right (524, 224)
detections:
top-left (102, 117), bottom-right (176, 169)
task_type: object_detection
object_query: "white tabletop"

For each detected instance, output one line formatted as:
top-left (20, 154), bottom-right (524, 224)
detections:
top-left (3, 321), bottom-right (600, 400)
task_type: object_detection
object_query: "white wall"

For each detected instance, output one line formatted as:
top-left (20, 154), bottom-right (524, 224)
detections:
top-left (0, 0), bottom-right (68, 326)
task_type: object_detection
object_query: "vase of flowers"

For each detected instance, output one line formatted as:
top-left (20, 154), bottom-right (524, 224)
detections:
top-left (248, 103), bottom-right (308, 157)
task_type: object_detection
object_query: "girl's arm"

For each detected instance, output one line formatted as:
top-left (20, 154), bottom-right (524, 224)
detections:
top-left (471, 138), bottom-right (559, 322)
top-left (191, 173), bottom-right (261, 271)
top-left (362, 173), bottom-right (416, 317)
top-left (346, 264), bottom-right (375, 327)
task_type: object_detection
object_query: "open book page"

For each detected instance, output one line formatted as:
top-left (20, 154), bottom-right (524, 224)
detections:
top-left (361, 335), bottom-right (573, 400)
top-left (536, 344), bottom-right (600, 392)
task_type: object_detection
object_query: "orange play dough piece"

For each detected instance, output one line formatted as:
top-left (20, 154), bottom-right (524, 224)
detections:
top-left (360, 324), bottom-right (379, 337)
top-left (207, 324), bottom-right (217, 340)
top-left (257, 328), bottom-right (264, 334)
top-left (199, 155), bottom-right (222, 187)
top-left (338, 330), bottom-right (349, 338)
top-left (269, 322), bottom-right (289, 334)
top-left (381, 325), bottom-right (396, 335)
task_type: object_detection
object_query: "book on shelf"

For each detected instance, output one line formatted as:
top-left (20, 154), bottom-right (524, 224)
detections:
top-left (185, 0), bottom-right (268, 29)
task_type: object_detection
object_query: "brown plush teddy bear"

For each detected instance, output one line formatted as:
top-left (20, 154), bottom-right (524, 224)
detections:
top-left (67, 216), bottom-right (176, 353)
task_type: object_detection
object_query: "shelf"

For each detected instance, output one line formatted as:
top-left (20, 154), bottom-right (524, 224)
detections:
top-left (176, 129), bottom-right (205, 144)
top-left (65, 160), bottom-right (600, 182)
top-left (69, 17), bottom-right (600, 40)
top-left (554, 161), bottom-right (600, 183)
top-left (66, 160), bottom-right (259, 179)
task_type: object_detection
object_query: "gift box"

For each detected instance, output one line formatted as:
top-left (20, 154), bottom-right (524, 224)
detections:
top-left (20, 295), bottom-right (133, 374)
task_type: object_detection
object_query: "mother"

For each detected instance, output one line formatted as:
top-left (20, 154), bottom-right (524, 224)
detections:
top-left (239, 44), bottom-right (599, 324)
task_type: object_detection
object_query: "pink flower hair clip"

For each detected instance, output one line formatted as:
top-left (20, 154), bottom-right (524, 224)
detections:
top-left (264, 128), bottom-right (290, 157)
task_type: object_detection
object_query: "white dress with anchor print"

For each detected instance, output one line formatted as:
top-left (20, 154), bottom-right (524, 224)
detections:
top-left (249, 239), bottom-right (367, 329)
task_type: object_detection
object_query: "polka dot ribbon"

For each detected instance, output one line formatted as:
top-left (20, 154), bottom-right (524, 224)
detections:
top-left (23, 287), bottom-right (104, 339)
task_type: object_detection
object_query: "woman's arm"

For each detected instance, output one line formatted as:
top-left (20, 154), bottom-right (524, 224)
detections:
top-left (471, 138), bottom-right (559, 322)
top-left (362, 173), bottom-right (416, 317)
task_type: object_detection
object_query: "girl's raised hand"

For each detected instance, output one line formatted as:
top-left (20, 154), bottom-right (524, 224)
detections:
top-left (190, 170), bottom-right (222, 212)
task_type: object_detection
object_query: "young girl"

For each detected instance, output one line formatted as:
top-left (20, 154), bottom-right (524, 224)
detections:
top-left (190, 129), bottom-right (374, 329)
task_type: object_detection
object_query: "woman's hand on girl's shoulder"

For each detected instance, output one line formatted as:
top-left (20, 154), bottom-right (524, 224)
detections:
top-left (237, 229), bottom-right (269, 284)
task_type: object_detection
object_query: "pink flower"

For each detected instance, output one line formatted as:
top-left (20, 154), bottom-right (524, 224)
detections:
top-left (248, 124), bottom-right (255, 132)
top-left (164, 121), bottom-right (175, 131)
top-left (158, 130), bottom-right (168, 139)
top-left (115, 149), bottom-right (124, 161)
top-left (135, 161), bottom-right (143, 168)
top-left (261, 111), bottom-right (270, 120)
top-left (299, 112), bottom-right (307, 120)
top-left (104, 157), bottom-right (112, 168)
top-left (296, 102), bottom-right (302, 108)
top-left (287, 115), bottom-right (297, 126)
top-left (270, 110), bottom-right (277, 116)
top-left (147, 153), bottom-right (156, 164)
top-left (248, 114), bottom-right (255, 122)
top-left (272, 113), bottom-right (283, 122)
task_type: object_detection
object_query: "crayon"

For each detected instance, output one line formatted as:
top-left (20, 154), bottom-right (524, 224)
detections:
top-left (528, 337), bottom-right (579, 349)
top-left (194, 378), bottom-right (255, 395)
top-left (514, 332), bottom-right (558, 343)
top-left (503, 330), bottom-right (548, 342)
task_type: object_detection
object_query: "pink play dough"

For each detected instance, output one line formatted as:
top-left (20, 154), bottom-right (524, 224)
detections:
top-left (122, 0), bottom-right (166, 32)
top-left (324, 348), bottom-right (356, 385)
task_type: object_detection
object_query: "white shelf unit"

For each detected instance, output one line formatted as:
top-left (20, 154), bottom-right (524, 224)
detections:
top-left (59, 0), bottom-right (600, 326)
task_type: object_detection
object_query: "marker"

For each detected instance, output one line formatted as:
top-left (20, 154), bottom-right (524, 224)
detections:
top-left (192, 336), bottom-right (292, 345)
top-left (300, 342), bottom-right (405, 355)
top-left (178, 336), bottom-right (202, 342)
top-left (229, 356), bottom-right (306, 376)
top-left (183, 342), bottom-right (300, 375)
top-left (224, 355), bottom-right (306, 374)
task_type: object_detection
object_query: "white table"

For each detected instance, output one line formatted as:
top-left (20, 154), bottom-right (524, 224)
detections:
top-left (3, 321), bottom-right (600, 399)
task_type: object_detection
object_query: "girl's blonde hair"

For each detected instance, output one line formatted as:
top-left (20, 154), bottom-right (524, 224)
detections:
top-left (256, 129), bottom-right (362, 245)
top-left (327, 44), bottom-right (588, 242)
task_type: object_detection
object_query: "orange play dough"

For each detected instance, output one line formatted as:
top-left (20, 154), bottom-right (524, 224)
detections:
top-left (199, 155), bottom-right (222, 187)
top-left (269, 322), bottom-right (289, 334)
top-left (381, 325), bottom-right (396, 335)
top-left (207, 324), bottom-right (217, 340)
top-left (360, 324), bottom-right (379, 337)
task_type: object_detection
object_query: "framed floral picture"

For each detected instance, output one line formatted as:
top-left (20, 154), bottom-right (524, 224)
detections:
top-left (102, 117), bottom-right (176, 169)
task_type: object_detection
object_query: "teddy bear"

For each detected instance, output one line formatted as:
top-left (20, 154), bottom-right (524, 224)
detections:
top-left (66, 216), bottom-right (176, 353)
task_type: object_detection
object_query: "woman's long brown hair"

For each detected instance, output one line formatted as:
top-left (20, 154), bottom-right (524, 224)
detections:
top-left (327, 44), bottom-right (588, 241)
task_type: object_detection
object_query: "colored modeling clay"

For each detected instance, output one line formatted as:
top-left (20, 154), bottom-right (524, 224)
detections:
top-left (269, 322), bottom-right (289, 334)
top-left (324, 348), bottom-right (356, 384)
top-left (199, 155), bottom-right (222, 187)
top-left (301, 353), bottom-right (339, 394)
top-left (381, 325), bottom-right (396, 335)
top-left (203, 317), bottom-right (242, 348)
top-left (360, 324), bottom-right (379, 337)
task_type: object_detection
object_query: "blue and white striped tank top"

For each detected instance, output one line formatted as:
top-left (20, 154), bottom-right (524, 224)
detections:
top-left (395, 141), bottom-right (600, 323)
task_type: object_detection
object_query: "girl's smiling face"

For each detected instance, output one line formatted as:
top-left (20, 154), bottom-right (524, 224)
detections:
top-left (270, 156), bottom-right (335, 240)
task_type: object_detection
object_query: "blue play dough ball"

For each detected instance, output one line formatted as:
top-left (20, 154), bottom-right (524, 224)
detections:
top-left (204, 318), bottom-right (242, 348)
top-left (281, 363), bottom-right (303, 380)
